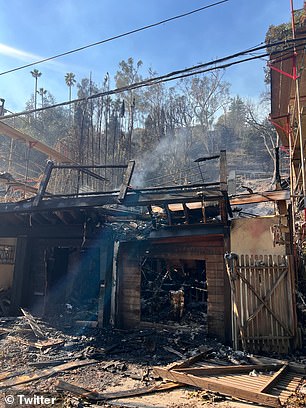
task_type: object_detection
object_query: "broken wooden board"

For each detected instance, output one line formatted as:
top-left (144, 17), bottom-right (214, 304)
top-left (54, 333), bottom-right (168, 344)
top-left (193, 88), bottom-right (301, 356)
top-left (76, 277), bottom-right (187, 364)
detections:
top-left (175, 363), bottom-right (284, 376)
top-left (0, 368), bottom-right (31, 382)
top-left (153, 357), bottom-right (305, 408)
top-left (162, 346), bottom-right (185, 359)
top-left (249, 355), bottom-right (306, 375)
top-left (29, 359), bottom-right (73, 368)
top-left (18, 337), bottom-right (65, 350)
top-left (56, 379), bottom-right (104, 401)
top-left (20, 308), bottom-right (46, 339)
top-left (0, 371), bottom-right (19, 381)
top-left (0, 359), bottom-right (97, 389)
top-left (168, 348), bottom-right (213, 371)
top-left (0, 328), bottom-right (10, 335)
top-left (56, 379), bottom-right (181, 401)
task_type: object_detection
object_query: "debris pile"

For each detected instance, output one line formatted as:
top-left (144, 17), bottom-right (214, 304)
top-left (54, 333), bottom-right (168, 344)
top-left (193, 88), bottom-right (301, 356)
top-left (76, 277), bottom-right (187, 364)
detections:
top-left (0, 311), bottom-right (305, 407)
top-left (141, 257), bottom-right (207, 327)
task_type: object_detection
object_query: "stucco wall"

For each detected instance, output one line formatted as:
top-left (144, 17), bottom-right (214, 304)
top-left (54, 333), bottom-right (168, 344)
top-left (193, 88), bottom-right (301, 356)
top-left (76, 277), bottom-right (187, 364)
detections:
top-left (231, 216), bottom-right (287, 256)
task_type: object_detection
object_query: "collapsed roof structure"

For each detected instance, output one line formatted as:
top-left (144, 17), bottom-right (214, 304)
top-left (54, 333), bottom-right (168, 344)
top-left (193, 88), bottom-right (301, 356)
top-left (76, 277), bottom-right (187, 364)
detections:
top-left (0, 117), bottom-right (298, 355)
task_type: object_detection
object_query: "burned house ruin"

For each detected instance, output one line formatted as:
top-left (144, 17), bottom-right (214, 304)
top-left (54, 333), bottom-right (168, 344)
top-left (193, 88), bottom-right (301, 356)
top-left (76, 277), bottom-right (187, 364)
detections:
top-left (0, 123), bottom-right (299, 355)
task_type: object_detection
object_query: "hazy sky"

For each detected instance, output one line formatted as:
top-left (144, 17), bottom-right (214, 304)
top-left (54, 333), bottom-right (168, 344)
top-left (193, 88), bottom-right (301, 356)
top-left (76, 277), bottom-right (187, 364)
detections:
top-left (0, 0), bottom-right (304, 112)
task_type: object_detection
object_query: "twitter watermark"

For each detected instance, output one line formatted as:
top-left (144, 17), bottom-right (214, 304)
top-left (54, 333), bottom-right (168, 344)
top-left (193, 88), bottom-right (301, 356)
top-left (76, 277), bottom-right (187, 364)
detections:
top-left (4, 394), bottom-right (57, 405)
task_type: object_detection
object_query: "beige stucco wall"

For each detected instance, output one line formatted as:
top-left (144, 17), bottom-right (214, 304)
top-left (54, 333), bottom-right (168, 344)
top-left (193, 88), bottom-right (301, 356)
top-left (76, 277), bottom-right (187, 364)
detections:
top-left (231, 216), bottom-right (287, 256)
top-left (0, 238), bottom-right (16, 290)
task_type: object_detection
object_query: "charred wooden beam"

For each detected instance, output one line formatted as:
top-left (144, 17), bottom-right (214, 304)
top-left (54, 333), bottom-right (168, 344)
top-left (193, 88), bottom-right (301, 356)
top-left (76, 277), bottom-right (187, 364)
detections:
top-left (230, 190), bottom-right (290, 205)
top-left (56, 379), bottom-right (181, 402)
top-left (61, 210), bottom-right (80, 224)
top-left (222, 191), bottom-right (233, 218)
top-left (148, 224), bottom-right (226, 240)
top-left (42, 212), bottom-right (62, 224)
top-left (30, 212), bottom-right (55, 226)
top-left (182, 203), bottom-right (190, 224)
top-left (118, 160), bottom-right (135, 202)
top-left (201, 201), bottom-right (207, 223)
top-left (53, 211), bottom-right (71, 225)
top-left (219, 149), bottom-right (227, 192)
top-left (33, 160), bottom-right (54, 207)
top-left (194, 154), bottom-right (220, 162)
top-left (164, 204), bottom-right (172, 226)
top-left (131, 181), bottom-right (220, 193)
top-left (0, 187), bottom-right (225, 214)
top-left (0, 225), bottom-right (95, 239)
top-left (52, 163), bottom-right (109, 183)
top-left (20, 308), bottom-right (46, 339)
top-left (0, 360), bottom-right (97, 389)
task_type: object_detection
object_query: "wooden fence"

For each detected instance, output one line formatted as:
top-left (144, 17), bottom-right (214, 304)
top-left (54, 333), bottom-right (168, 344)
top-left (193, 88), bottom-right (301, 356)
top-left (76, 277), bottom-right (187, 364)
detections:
top-left (225, 254), bottom-right (297, 354)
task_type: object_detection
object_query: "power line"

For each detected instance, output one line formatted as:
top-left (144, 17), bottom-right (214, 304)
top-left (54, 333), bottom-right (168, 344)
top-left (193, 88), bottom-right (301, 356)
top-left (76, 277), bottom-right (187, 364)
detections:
top-left (0, 0), bottom-right (229, 77)
top-left (1, 38), bottom-right (305, 120)
top-left (0, 58), bottom-right (263, 119)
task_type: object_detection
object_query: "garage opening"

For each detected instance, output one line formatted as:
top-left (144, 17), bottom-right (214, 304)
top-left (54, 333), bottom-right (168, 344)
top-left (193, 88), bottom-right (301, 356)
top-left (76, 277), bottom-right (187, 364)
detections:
top-left (140, 257), bottom-right (207, 327)
top-left (44, 246), bottom-right (100, 322)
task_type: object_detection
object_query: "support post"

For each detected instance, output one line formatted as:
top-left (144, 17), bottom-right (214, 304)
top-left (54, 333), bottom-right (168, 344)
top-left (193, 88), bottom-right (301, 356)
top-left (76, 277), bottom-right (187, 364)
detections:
top-left (33, 160), bottom-right (54, 207)
top-left (219, 150), bottom-right (227, 192)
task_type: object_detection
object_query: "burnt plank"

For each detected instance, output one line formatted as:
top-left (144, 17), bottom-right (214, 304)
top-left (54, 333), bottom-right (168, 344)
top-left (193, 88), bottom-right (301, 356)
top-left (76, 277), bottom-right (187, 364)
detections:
top-left (0, 360), bottom-right (97, 389)
top-left (176, 364), bottom-right (284, 376)
top-left (56, 379), bottom-right (181, 401)
top-left (260, 364), bottom-right (288, 393)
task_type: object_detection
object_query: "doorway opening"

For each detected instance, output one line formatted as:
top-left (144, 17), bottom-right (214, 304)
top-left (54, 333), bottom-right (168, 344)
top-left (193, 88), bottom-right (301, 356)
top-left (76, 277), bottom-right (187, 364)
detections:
top-left (44, 246), bottom-right (100, 322)
top-left (140, 257), bottom-right (207, 327)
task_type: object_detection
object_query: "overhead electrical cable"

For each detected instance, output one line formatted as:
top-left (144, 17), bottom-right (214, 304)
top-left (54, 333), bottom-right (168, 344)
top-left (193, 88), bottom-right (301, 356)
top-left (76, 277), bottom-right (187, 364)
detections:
top-left (1, 38), bottom-right (305, 120)
top-left (0, 0), bottom-right (229, 77)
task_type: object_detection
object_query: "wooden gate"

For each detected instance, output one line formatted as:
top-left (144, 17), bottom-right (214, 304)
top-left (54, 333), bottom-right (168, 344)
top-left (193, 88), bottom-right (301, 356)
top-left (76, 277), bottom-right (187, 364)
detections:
top-left (225, 254), bottom-right (297, 354)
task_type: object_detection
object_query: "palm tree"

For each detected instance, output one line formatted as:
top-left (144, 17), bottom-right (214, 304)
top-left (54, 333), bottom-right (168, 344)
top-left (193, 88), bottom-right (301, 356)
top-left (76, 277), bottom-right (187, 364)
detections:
top-left (65, 73), bottom-right (76, 123)
top-left (37, 88), bottom-right (47, 107)
top-left (65, 72), bottom-right (76, 102)
top-left (30, 69), bottom-right (42, 117)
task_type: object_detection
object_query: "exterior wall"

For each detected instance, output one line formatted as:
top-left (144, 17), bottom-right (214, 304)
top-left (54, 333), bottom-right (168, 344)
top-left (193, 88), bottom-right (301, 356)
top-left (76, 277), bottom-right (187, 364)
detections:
top-left (231, 216), bottom-right (287, 256)
top-left (0, 238), bottom-right (17, 290)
